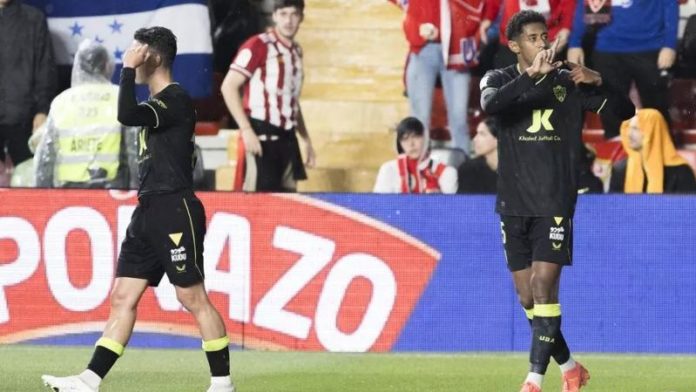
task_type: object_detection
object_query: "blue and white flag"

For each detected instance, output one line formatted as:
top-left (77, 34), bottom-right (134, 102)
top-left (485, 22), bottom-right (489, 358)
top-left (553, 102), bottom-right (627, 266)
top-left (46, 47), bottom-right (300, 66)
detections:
top-left (26, 0), bottom-right (213, 98)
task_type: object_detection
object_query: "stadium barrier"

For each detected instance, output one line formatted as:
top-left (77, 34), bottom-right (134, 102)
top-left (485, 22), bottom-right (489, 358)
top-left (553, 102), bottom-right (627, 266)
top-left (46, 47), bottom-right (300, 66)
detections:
top-left (1, 189), bottom-right (695, 353)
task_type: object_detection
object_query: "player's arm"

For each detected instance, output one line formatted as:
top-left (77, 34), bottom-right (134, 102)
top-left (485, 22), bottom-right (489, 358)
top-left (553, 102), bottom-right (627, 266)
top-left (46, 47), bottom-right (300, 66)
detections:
top-left (567, 61), bottom-right (635, 119)
top-left (117, 43), bottom-right (158, 128)
top-left (480, 71), bottom-right (536, 115)
top-left (117, 67), bottom-right (176, 130)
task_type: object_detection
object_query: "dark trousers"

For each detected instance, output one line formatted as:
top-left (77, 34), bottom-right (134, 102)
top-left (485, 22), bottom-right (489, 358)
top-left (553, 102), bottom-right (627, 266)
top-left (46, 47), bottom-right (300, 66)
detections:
top-left (591, 50), bottom-right (670, 139)
top-left (0, 122), bottom-right (32, 165)
top-left (243, 119), bottom-right (306, 192)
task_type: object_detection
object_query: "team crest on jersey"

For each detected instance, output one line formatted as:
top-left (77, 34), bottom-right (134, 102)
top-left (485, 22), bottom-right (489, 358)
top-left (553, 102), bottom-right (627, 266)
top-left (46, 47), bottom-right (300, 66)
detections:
top-left (553, 85), bottom-right (566, 103)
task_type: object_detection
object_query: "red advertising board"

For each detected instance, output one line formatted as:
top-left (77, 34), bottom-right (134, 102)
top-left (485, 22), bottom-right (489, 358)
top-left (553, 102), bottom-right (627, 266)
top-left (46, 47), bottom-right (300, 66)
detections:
top-left (0, 189), bottom-right (439, 352)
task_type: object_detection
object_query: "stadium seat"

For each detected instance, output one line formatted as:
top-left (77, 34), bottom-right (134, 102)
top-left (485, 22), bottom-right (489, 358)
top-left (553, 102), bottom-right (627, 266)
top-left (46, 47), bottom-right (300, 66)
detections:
top-left (582, 128), bottom-right (605, 144)
top-left (681, 129), bottom-right (696, 150)
top-left (293, 0), bottom-right (408, 191)
top-left (588, 140), bottom-right (626, 163)
top-left (669, 79), bottom-right (696, 131)
top-left (298, 168), bottom-right (347, 192)
top-left (345, 168), bottom-right (379, 192)
top-left (195, 121), bottom-right (221, 136)
top-left (584, 112), bottom-right (603, 130)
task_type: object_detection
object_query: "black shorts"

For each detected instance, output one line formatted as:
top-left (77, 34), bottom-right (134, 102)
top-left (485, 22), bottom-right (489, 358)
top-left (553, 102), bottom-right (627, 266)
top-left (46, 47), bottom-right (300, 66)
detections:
top-left (117, 190), bottom-right (206, 287)
top-left (499, 215), bottom-right (573, 272)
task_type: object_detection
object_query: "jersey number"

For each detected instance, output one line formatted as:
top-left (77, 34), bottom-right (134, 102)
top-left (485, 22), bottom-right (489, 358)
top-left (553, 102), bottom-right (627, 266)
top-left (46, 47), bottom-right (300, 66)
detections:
top-left (527, 109), bottom-right (554, 133)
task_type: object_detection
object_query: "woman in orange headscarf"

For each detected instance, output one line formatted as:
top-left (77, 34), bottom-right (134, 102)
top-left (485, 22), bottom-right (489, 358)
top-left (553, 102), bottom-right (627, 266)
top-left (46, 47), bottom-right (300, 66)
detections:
top-left (610, 108), bottom-right (696, 193)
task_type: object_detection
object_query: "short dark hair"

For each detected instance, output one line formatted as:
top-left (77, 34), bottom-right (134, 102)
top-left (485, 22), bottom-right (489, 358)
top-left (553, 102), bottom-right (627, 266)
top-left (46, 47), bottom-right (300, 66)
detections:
top-left (134, 26), bottom-right (177, 68)
top-left (506, 10), bottom-right (547, 41)
top-left (274, 0), bottom-right (304, 12)
top-left (483, 117), bottom-right (500, 138)
top-left (396, 117), bottom-right (425, 153)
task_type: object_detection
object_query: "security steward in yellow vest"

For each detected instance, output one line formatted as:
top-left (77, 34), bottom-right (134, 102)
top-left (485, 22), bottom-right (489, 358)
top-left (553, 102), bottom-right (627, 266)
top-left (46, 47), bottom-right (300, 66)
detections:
top-left (35, 40), bottom-right (137, 188)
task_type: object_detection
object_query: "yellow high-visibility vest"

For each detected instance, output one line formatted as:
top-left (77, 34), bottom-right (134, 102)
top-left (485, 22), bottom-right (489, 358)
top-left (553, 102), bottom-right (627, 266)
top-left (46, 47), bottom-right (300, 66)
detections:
top-left (50, 84), bottom-right (122, 185)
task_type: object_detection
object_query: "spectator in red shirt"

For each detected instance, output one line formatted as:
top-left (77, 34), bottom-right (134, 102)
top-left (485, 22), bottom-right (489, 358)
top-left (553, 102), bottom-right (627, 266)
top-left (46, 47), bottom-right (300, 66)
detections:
top-left (221, 0), bottom-right (315, 192)
top-left (391, 0), bottom-right (485, 154)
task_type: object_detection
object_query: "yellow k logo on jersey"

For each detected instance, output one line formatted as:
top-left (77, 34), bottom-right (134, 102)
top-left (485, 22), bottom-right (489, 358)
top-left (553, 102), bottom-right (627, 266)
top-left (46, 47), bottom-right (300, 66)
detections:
top-left (139, 129), bottom-right (148, 156)
top-left (527, 109), bottom-right (554, 133)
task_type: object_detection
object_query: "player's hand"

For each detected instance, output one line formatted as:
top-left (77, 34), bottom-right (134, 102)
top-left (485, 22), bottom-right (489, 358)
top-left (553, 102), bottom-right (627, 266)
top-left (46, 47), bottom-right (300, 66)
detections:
top-left (123, 42), bottom-right (150, 69)
top-left (566, 47), bottom-right (585, 66)
top-left (304, 143), bottom-right (316, 168)
top-left (565, 61), bottom-right (602, 86)
top-left (240, 127), bottom-right (262, 156)
top-left (527, 37), bottom-right (562, 78)
top-left (657, 47), bottom-right (676, 70)
top-left (479, 19), bottom-right (492, 44)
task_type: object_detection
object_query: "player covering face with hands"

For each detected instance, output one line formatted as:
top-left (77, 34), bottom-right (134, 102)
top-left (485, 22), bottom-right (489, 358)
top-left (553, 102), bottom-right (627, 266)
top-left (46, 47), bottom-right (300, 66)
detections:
top-left (480, 10), bottom-right (635, 392)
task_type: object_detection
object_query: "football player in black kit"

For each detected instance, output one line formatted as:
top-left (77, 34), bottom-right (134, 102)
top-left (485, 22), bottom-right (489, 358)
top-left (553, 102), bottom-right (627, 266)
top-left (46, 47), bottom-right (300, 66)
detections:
top-left (42, 27), bottom-right (234, 392)
top-left (480, 11), bottom-right (634, 392)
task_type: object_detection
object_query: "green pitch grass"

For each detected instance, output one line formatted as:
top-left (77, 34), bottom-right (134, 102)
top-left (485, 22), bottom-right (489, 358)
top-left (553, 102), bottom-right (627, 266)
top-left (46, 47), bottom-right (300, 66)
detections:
top-left (2, 345), bottom-right (695, 392)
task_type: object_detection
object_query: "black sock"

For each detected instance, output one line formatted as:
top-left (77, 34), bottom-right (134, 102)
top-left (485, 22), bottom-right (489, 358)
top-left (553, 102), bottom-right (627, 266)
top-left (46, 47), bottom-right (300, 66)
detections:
top-left (530, 315), bottom-right (561, 374)
top-left (551, 321), bottom-right (571, 366)
top-left (203, 336), bottom-right (230, 377)
top-left (87, 345), bottom-right (120, 379)
top-left (526, 314), bottom-right (571, 365)
top-left (205, 348), bottom-right (230, 377)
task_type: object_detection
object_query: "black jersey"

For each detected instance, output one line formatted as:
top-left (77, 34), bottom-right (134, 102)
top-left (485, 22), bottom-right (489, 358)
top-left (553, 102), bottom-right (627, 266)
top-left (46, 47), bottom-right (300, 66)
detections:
top-left (118, 68), bottom-right (196, 196)
top-left (480, 64), bottom-right (633, 217)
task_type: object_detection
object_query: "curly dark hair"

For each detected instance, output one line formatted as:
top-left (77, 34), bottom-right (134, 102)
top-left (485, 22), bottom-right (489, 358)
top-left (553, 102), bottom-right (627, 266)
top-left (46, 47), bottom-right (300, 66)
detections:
top-left (506, 10), bottom-right (547, 41)
top-left (134, 26), bottom-right (177, 69)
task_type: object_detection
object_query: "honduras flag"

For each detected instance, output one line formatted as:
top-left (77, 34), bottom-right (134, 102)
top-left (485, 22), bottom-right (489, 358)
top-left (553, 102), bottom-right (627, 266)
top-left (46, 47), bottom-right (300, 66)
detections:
top-left (25, 0), bottom-right (213, 98)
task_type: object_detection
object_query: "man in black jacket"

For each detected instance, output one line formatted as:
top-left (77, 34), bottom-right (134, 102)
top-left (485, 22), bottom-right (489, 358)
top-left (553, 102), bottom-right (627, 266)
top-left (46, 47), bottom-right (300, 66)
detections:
top-left (0, 0), bottom-right (56, 165)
